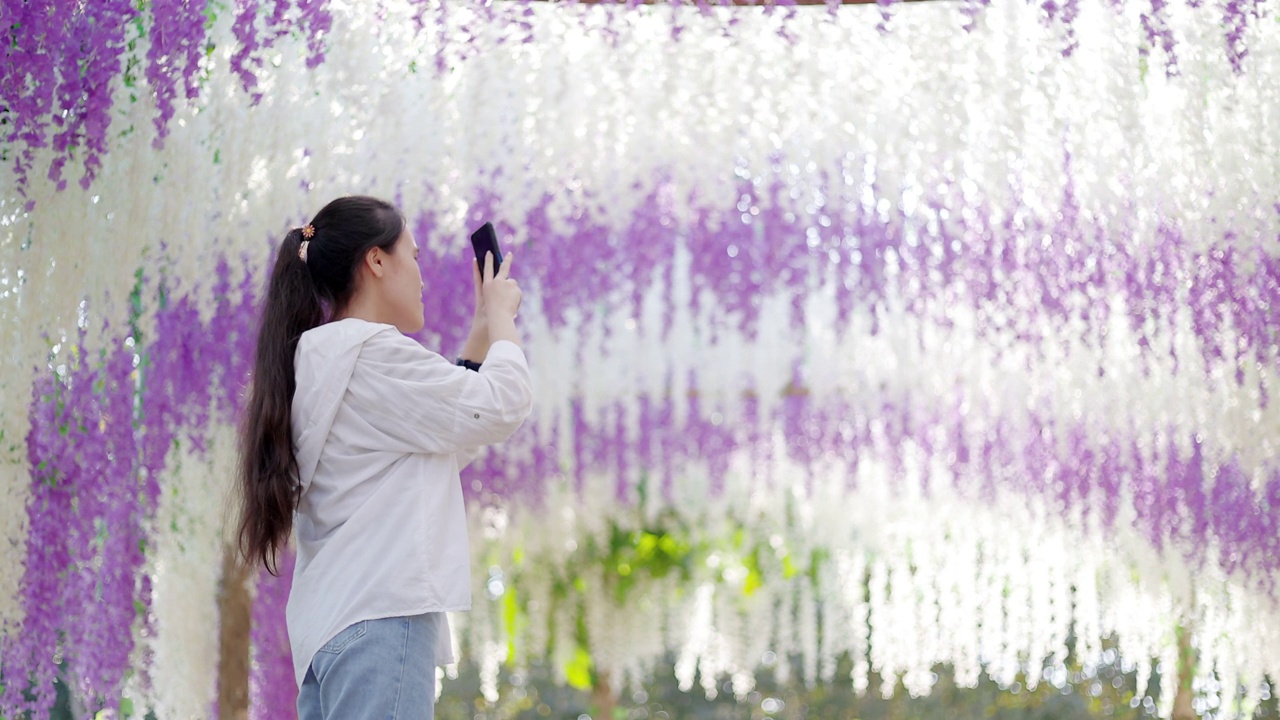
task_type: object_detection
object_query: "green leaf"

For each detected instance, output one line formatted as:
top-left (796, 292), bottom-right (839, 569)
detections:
top-left (782, 554), bottom-right (798, 580)
top-left (809, 548), bottom-right (828, 585)
top-left (657, 534), bottom-right (682, 558)
top-left (564, 647), bottom-right (593, 690)
top-left (743, 548), bottom-right (762, 596)
top-left (503, 585), bottom-right (520, 661)
top-left (636, 531), bottom-right (658, 560)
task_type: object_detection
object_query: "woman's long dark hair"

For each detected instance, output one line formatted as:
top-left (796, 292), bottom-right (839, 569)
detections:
top-left (238, 195), bottom-right (405, 574)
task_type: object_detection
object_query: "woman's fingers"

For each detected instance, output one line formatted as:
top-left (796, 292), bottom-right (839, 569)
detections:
top-left (496, 250), bottom-right (513, 279)
top-left (471, 257), bottom-right (484, 307)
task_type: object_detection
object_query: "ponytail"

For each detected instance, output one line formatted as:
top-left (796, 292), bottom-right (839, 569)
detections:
top-left (238, 228), bottom-right (324, 575)
top-left (237, 196), bottom-right (404, 574)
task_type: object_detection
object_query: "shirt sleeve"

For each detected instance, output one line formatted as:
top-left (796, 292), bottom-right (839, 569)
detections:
top-left (455, 445), bottom-right (484, 470)
top-left (344, 328), bottom-right (533, 456)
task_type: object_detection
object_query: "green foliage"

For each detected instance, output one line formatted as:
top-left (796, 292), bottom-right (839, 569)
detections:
top-left (436, 646), bottom-right (1280, 720)
top-left (127, 266), bottom-right (145, 347)
top-left (477, 498), bottom-right (1280, 720)
top-left (565, 648), bottom-right (594, 692)
top-left (495, 497), bottom-right (849, 699)
top-left (503, 584), bottom-right (520, 661)
top-left (437, 646), bottom-right (1280, 720)
top-left (602, 520), bottom-right (694, 604)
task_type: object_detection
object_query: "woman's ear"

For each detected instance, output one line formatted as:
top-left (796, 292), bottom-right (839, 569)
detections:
top-left (364, 246), bottom-right (387, 278)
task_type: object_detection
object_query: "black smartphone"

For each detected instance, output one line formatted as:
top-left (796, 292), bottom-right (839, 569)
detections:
top-left (470, 222), bottom-right (503, 280)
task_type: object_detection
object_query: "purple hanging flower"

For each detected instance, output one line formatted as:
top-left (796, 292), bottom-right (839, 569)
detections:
top-left (296, 0), bottom-right (332, 69)
top-left (0, 372), bottom-right (72, 720)
top-left (1139, 0), bottom-right (1180, 76)
top-left (146, 0), bottom-right (210, 148)
top-left (3, 328), bottom-right (148, 718)
top-left (250, 547), bottom-right (298, 720)
top-left (47, 0), bottom-right (140, 191)
top-left (61, 341), bottom-right (145, 710)
top-left (0, 0), bottom-right (58, 207)
top-left (1221, 0), bottom-right (1264, 73)
top-left (231, 0), bottom-right (295, 102)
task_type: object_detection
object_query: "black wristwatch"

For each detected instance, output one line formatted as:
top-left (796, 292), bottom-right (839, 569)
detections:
top-left (456, 358), bottom-right (482, 372)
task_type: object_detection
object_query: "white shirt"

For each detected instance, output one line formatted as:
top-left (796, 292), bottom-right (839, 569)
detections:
top-left (286, 318), bottom-right (532, 686)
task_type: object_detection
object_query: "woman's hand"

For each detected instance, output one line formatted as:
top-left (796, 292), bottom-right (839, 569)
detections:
top-left (482, 251), bottom-right (521, 319)
top-left (459, 255), bottom-right (491, 363)
top-left (482, 250), bottom-right (522, 347)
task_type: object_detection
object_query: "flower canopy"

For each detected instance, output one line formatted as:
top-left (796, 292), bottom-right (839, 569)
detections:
top-left (0, 0), bottom-right (1277, 718)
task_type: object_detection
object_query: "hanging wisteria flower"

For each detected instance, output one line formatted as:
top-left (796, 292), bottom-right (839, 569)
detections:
top-left (46, 0), bottom-right (138, 191)
top-left (1, 0), bottom-right (57, 206)
top-left (1, 0), bottom-right (1270, 201)
top-left (1, 1), bottom-right (1279, 718)
top-left (0, 373), bottom-right (71, 720)
top-left (146, 0), bottom-right (211, 148)
top-left (250, 548), bottom-right (297, 720)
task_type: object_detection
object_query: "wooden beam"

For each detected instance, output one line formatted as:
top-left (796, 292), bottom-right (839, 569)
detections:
top-left (217, 548), bottom-right (253, 720)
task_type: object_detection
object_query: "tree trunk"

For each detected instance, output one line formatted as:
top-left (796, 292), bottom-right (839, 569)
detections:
top-left (218, 546), bottom-right (254, 720)
top-left (592, 670), bottom-right (617, 720)
top-left (1172, 624), bottom-right (1197, 720)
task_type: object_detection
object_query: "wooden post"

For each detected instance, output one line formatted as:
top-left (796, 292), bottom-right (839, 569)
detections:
top-left (1172, 623), bottom-right (1197, 720)
top-left (218, 546), bottom-right (254, 720)
top-left (592, 670), bottom-right (617, 720)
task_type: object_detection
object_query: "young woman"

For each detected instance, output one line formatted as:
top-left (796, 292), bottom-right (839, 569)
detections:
top-left (237, 195), bottom-right (532, 719)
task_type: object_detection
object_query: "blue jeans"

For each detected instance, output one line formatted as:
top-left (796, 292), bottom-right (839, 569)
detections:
top-left (297, 613), bottom-right (442, 720)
